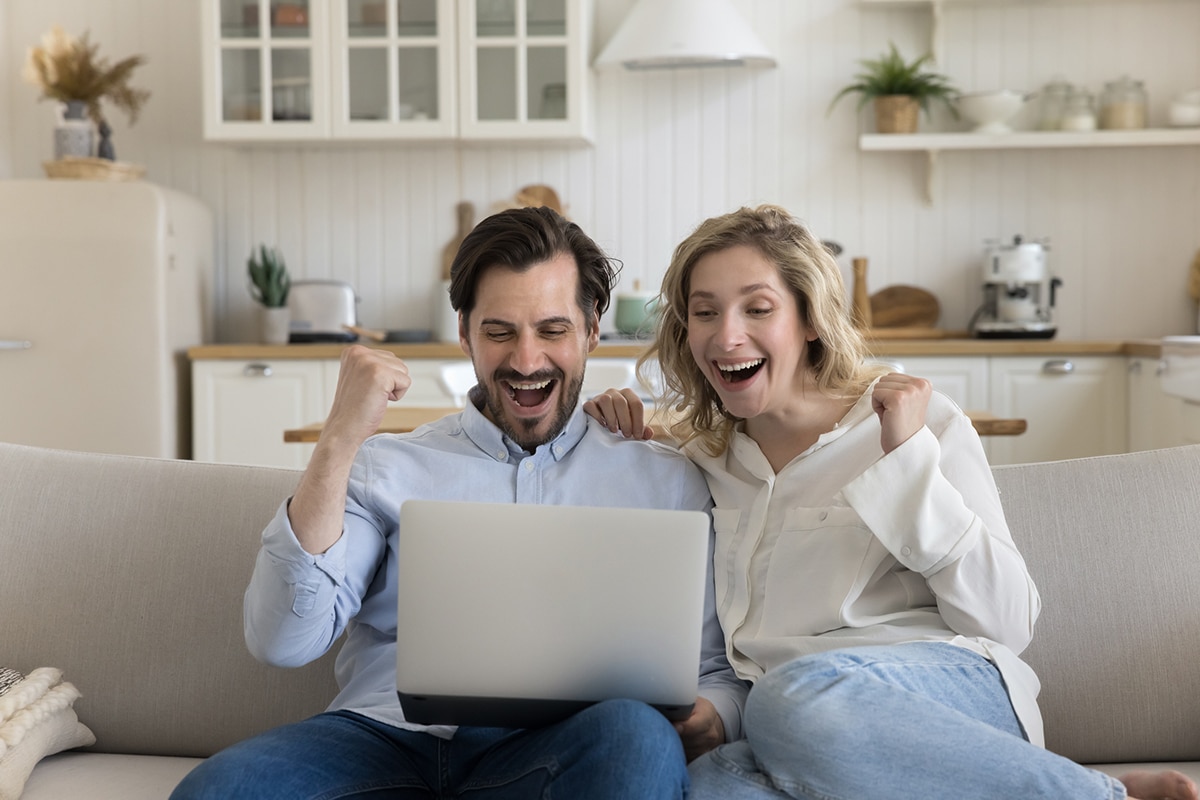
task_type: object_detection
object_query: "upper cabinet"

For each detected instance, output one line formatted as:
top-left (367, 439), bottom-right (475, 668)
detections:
top-left (201, 0), bottom-right (593, 143)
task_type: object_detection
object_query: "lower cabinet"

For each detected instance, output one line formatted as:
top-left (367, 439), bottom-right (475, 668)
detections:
top-left (195, 352), bottom-right (1143, 469)
top-left (986, 356), bottom-right (1127, 466)
top-left (193, 358), bottom-right (465, 468)
top-left (192, 360), bottom-right (326, 468)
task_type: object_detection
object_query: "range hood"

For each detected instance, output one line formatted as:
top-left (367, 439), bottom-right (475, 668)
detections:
top-left (594, 0), bottom-right (776, 70)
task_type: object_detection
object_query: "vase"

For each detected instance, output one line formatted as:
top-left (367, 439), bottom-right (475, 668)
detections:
top-left (874, 95), bottom-right (920, 134)
top-left (259, 306), bottom-right (291, 344)
top-left (54, 101), bottom-right (95, 159)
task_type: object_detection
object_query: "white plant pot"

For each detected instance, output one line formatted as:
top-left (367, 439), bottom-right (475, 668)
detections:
top-left (259, 306), bottom-right (290, 344)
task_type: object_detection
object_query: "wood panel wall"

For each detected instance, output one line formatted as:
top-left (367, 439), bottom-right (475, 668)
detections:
top-left (1, 0), bottom-right (1198, 342)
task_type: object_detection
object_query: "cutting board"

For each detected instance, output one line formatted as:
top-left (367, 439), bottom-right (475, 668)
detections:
top-left (441, 201), bottom-right (474, 280)
top-left (870, 285), bottom-right (940, 328)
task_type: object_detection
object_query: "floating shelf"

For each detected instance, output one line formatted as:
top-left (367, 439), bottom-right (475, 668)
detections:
top-left (860, 128), bottom-right (1200, 204)
top-left (861, 128), bottom-right (1200, 151)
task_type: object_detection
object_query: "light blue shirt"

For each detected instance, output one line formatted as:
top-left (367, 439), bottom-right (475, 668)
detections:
top-left (244, 395), bottom-right (748, 740)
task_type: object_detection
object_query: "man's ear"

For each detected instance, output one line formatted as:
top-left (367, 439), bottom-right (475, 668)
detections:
top-left (587, 307), bottom-right (601, 352)
top-left (458, 312), bottom-right (470, 357)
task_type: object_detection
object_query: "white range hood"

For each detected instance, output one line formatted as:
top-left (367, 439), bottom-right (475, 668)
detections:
top-left (594, 0), bottom-right (776, 70)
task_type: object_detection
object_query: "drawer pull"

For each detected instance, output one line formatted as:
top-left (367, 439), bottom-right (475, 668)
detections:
top-left (1042, 360), bottom-right (1074, 375)
top-left (243, 363), bottom-right (273, 378)
top-left (0, 340), bottom-right (32, 350)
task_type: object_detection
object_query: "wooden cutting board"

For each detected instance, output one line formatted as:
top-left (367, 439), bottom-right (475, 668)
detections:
top-left (870, 285), bottom-right (940, 328)
top-left (441, 201), bottom-right (474, 280)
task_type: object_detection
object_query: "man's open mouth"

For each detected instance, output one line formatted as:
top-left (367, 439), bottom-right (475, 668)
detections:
top-left (717, 358), bottom-right (764, 383)
top-left (504, 378), bottom-right (557, 407)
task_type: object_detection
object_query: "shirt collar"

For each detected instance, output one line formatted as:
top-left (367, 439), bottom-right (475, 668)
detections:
top-left (457, 386), bottom-right (588, 463)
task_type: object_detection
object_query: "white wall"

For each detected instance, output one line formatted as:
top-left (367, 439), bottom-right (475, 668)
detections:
top-left (2, 0), bottom-right (1198, 343)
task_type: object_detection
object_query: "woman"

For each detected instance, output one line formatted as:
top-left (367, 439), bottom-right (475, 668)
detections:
top-left (586, 205), bottom-right (1196, 800)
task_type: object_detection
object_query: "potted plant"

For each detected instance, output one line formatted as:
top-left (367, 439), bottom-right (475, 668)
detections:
top-left (248, 245), bottom-right (291, 344)
top-left (828, 42), bottom-right (958, 134)
top-left (22, 26), bottom-right (150, 161)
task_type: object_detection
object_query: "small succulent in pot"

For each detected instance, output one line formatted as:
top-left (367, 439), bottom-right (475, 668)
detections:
top-left (828, 42), bottom-right (959, 133)
top-left (247, 245), bottom-right (290, 308)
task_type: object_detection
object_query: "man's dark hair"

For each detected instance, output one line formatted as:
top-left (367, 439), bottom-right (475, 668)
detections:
top-left (448, 206), bottom-right (620, 332)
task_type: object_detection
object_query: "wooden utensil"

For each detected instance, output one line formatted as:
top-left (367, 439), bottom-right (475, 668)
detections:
top-left (851, 258), bottom-right (872, 329)
top-left (441, 201), bottom-right (474, 280)
top-left (869, 285), bottom-right (940, 328)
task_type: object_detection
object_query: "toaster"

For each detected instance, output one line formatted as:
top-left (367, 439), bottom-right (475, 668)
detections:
top-left (288, 280), bottom-right (358, 343)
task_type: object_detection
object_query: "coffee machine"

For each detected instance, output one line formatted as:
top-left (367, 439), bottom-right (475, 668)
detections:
top-left (971, 235), bottom-right (1062, 339)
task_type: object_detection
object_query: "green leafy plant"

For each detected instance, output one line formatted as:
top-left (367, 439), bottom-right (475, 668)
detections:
top-left (22, 26), bottom-right (150, 126)
top-left (828, 42), bottom-right (958, 118)
top-left (247, 245), bottom-right (291, 308)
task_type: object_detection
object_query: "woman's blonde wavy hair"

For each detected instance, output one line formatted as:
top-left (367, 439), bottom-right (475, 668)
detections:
top-left (639, 204), bottom-right (886, 457)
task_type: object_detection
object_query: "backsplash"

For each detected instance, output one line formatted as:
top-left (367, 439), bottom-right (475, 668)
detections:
top-left (2, 0), bottom-right (1198, 342)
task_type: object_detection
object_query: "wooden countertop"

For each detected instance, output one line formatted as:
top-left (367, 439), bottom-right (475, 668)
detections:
top-left (190, 337), bottom-right (1167, 360)
top-left (284, 405), bottom-right (1026, 443)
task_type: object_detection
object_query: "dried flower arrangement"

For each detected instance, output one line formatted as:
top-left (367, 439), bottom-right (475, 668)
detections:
top-left (22, 26), bottom-right (150, 126)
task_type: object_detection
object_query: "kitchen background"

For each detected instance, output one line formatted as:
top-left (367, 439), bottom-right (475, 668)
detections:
top-left (1, 0), bottom-right (1198, 344)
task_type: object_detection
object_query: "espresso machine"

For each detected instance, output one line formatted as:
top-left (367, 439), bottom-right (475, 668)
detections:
top-left (971, 235), bottom-right (1062, 339)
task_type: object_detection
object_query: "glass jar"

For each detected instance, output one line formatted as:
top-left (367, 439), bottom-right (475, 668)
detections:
top-left (1099, 76), bottom-right (1148, 130)
top-left (1037, 77), bottom-right (1073, 130)
top-left (1059, 88), bottom-right (1097, 131)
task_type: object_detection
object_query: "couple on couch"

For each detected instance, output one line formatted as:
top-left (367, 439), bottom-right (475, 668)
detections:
top-left (171, 205), bottom-right (1195, 800)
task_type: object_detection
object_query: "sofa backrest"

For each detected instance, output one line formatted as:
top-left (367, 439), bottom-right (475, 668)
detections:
top-left (0, 442), bottom-right (340, 758)
top-left (993, 444), bottom-right (1200, 764)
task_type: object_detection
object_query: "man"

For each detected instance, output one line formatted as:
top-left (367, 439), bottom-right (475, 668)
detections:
top-left (171, 206), bottom-right (747, 799)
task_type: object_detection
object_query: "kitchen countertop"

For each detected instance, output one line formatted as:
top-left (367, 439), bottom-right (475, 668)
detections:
top-left (188, 338), bottom-right (1168, 360)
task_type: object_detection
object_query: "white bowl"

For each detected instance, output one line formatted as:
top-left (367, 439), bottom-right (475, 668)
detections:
top-left (956, 90), bottom-right (1028, 134)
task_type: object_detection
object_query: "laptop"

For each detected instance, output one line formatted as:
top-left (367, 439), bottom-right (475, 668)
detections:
top-left (395, 499), bottom-right (710, 728)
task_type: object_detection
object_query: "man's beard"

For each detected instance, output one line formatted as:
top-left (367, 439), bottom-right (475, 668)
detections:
top-left (482, 369), bottom-right (585, 453)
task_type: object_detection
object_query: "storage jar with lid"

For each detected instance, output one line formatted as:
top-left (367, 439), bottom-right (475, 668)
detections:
top-left (1099, 76), bottom-right (1147, 130)
top-left (1037, 77), bottom-right (1073, 130)
top-left (1060, 88), bottom-right (1097, 131)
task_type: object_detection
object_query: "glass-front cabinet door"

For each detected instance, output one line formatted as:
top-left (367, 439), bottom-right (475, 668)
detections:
top-left (458, 0), bottom-right (592, 141)
top-left (203, 0), bottom-right (331, 139)
top-left (329, 0), bottom-right (456, 138)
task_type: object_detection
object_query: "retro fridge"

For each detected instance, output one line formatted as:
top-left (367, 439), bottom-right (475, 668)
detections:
top-left (0, 180), bottom-right (213, 458)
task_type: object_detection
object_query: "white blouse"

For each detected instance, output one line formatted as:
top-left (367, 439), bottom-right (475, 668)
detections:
top-left (686, 386), bottom-right (1046, 746)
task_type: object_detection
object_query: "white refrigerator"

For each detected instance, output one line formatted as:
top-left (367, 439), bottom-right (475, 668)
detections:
top-left (0, 180), bottom-right (214, 458)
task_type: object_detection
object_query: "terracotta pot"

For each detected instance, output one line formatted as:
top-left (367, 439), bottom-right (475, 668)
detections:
top-left (874, 95), bottom-right (920, 134)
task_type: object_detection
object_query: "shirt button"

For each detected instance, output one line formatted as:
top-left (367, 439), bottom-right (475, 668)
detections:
top-left (524, 461), bottom-right (534, 472)
top-left (901, 546), bottom-right (912, 557)
top-left (495, 450), bottom-right (507, 461)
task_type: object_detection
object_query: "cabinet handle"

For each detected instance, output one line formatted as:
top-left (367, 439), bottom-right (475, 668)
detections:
top-left (0, 340), bottom-right (32, 350)
top-left (243, 363), bottom-right (274, 378)
top-left (1042, 360), bottom-right (1074, 375)
top-left (1156, 359), bottom-right (1168, 377)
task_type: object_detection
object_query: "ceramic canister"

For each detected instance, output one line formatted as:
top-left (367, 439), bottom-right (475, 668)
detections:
top-left (614, 293), bottom-right (659, 337)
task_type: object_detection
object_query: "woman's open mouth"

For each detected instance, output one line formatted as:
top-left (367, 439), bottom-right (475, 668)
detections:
top-left (716, 358), bottom-right (764, 385)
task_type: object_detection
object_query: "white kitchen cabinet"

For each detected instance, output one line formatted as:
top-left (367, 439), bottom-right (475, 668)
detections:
top-left (872, 355), bottom-right (989, 413)
top-left (193, 359), bottom-right (327, 468)
top-left (457, 0), bottom-right (593, 141)
top-left (987, 355), bottom-right (1127, 466)
top-left (201, 0), bottom-right (592, 142)
top-left (1127, 357), bottom-right (1184, 452)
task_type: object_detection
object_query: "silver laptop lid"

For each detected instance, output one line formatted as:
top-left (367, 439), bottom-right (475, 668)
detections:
top-left (395, 500), bottom-right (710, 727)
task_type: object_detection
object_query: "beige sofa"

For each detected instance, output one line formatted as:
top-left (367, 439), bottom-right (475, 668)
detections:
top-left (1, 440), bottom-right (1198, 798)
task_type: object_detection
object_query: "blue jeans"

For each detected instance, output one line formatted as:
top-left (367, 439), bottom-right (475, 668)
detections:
top-left (688, 642), bottom-right (1124, 800)
top-left (171, 699), bottom-right (687, 799)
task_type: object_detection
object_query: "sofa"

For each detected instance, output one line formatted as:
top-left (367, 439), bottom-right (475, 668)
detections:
top-left (1, 440), bottom-right (1198, 798)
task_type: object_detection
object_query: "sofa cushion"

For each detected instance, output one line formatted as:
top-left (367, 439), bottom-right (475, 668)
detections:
top-left (993, 445), bottom-right (1200, 765)
top-left (21, 752), bottom-right (202, 800)
top-left (0, 443), bottom-right (341, 758)
top-left (0, 668), bottom-right (95, 800)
